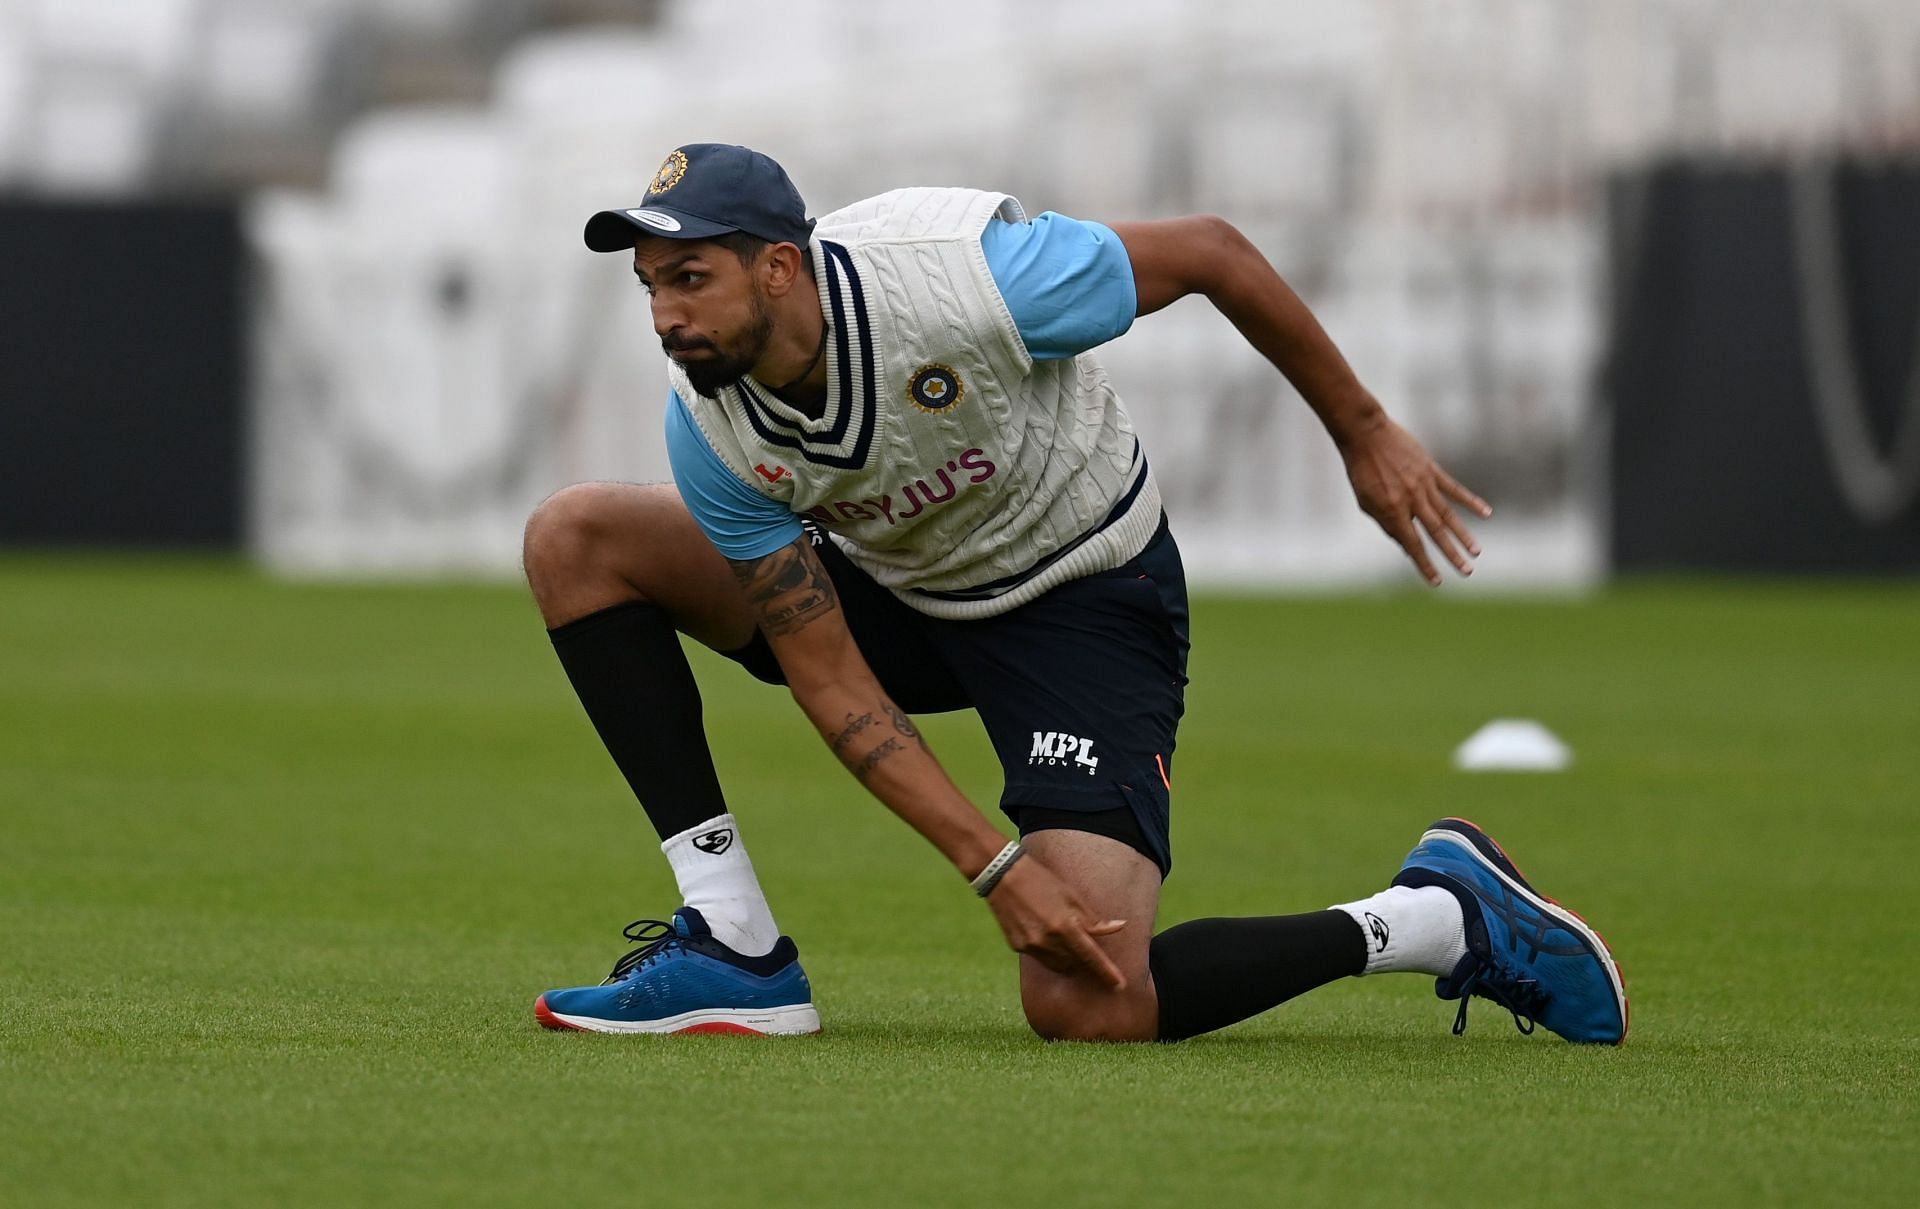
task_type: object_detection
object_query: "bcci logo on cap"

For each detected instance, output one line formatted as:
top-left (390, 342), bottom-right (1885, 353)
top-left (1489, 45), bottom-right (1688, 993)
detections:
top-left (649, 148), bottom-right (689, 195)
top-left (908, 364), bottom-right (964, 413)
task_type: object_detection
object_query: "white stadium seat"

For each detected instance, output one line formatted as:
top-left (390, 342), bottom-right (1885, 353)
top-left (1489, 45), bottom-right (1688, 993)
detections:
top-left (0, 15), bottom-right (25, 175)
top-left (192, 0), bottom-right (347, 127)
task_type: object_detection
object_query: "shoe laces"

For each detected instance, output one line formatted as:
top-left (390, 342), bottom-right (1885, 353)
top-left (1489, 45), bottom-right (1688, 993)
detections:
top-left (1450, 958), bottom-right (1548, 1038)
top-left (602, 918), bottom-right (683, 985)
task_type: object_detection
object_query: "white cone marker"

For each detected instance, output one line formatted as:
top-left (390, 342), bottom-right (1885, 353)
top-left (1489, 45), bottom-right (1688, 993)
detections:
top-left (1453, 719), bottom-right (1572, 772)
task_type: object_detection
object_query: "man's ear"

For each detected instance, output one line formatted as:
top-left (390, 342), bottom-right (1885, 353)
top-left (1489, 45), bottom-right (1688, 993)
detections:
top-left (761, 242), bottom-right (807, 298)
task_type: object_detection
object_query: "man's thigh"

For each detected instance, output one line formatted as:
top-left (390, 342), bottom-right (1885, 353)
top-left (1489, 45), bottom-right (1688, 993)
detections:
top-left (930, 522), bottom-right (1191, 875)
top-left (1017, 828), bottom-right (1164, 1039)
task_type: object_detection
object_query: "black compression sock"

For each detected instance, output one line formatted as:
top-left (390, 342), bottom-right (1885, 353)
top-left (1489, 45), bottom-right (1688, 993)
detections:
top-left (1149, 911), bottom-right (1368, 1041)
top-left (547, 600), bottom-right (728, 841)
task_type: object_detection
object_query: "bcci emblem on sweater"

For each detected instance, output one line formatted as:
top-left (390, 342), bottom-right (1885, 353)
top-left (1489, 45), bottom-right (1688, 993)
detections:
top-left (908, 364), bottom-right (965, 413)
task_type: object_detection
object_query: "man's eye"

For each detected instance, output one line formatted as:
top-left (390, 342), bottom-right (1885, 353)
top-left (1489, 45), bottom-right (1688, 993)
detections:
top-left (681, 272), bottom-right (704, 286)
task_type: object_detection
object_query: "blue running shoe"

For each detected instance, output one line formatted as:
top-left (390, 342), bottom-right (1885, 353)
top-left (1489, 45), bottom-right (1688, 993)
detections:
top-left (1392, 818), bottom-right (1628, 1044)
top-left (535, 907), bottom-right (820, 1036)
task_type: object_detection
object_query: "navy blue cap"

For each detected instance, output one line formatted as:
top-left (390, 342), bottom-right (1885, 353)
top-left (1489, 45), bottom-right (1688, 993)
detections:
top-left (583, 143), bottom-right (814, 252)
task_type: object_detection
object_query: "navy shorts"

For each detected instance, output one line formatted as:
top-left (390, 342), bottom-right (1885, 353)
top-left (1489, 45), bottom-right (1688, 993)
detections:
top-left (722, 516), bottom-right (1191, 876)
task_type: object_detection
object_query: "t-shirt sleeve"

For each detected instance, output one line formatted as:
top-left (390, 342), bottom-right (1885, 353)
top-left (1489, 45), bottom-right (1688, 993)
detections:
top-left (664, 390), bottom-right (805, 560)
top-left (979, 211), bottom-right (1137, 361)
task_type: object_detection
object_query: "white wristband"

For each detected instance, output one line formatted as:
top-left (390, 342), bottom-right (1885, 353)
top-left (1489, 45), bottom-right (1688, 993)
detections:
top-left (969, 840), bottom-right (1027, 898)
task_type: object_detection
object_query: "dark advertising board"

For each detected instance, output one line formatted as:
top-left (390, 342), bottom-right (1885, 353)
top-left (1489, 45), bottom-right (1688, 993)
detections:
top-left (1607, 160), bottom-right (1920, 572)
top-left (0, 200), bottom-right (245, 547)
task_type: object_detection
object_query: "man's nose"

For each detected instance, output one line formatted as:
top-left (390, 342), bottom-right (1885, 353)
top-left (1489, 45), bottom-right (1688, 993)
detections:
top-left (650, 297), bottom-right (685, 339)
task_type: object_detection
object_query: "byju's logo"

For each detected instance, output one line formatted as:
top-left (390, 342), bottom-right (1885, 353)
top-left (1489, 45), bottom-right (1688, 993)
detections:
top-left (692, 828), bottom-right (734, 855)
top-left (1028, 731), bottom-right (1100, 775)
top-left (1364, 911), bottom-right (1390, 953)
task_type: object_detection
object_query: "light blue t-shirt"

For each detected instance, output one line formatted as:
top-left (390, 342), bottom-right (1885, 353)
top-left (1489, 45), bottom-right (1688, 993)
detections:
top-left (667, 212), bottom-right (1137, 560)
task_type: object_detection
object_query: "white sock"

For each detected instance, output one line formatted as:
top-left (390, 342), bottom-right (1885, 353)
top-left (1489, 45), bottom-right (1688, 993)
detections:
top-left (1332, 885), bottom-right (1468, 976)
top-left (661, 813), bottom-right (780, 957)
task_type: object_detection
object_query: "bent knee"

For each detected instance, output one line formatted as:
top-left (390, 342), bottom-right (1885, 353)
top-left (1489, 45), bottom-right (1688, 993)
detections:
top-left (1022, 987), bottom-right (1156, 1044)
top-left (521, 482), bottom-right (678, 622)
top-left (523, 481), bottom-right (684, 596)
top-left (522, 482), bottom-right (630, 570)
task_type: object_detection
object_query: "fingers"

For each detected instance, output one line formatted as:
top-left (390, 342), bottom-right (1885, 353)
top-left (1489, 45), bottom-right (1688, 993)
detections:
top-left (1348, 427), bottom-right (1490, 585)
top-left (1434, 491), bottom-right (1483, 559)
top-left (1385, 480), bottom-right (1490, 586)
top-left (1417, 493), bottom-right (1474, 577)
top-left (1440, 471), bottom-right (1493, 519)
top-left (1020, 918), bottom-right (1129, 989)
top-left (1385, 514), bottom-right (1443, 587)
top-left (1062, 926), bottom-right (1128, 991)
top-left (987, 861), bottom-right (1131, 989)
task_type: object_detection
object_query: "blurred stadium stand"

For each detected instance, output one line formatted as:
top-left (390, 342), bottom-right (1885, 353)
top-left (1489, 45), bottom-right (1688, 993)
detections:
top-left (1, 0), bottom-right (1915, 579)
top-left (0, 0), bottom-right (663, 193)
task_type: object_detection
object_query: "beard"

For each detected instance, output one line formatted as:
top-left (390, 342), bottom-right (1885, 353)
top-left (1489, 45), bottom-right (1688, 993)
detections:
top-left (666, 290), bottom-right (774, 397)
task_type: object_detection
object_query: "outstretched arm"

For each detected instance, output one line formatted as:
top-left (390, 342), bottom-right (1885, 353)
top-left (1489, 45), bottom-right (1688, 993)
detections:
top-left (726, 535), bottom-right (1127, 987)
top-left (1109, 216), bottom-right (1492, 585)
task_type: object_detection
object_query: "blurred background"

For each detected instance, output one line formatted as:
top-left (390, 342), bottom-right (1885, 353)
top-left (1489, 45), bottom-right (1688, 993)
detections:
top-left (4, 10), bottom-right (1917, 1200)
top-left (2, 0), bottom-right (1916, 586)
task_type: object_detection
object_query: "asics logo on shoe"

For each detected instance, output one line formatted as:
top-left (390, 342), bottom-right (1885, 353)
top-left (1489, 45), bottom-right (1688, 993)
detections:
top-left (692, 828), bottom-right (734, 855)
top-left (1478, 881), bottom-right (1590, 963)
top-left (1364, 911), bottom-right (1390, 952)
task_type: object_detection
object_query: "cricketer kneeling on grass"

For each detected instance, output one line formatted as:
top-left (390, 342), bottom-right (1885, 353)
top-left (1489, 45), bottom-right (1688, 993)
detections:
top-left (521, 142), bottom-right (1628, 1044)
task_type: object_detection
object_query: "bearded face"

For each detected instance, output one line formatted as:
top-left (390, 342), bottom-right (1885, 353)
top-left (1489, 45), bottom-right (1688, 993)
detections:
top-left (636, 237), bottom-right (784, 398)
top-left (660, 283), bottom-right (775, 397)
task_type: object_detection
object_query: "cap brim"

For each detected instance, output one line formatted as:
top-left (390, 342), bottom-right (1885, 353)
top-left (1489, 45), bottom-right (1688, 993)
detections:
top-left (583, 206), bottom-right (738, 252)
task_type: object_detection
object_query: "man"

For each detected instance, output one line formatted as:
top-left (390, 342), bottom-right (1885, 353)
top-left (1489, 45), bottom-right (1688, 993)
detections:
top-left (522, 143), bottom-right (1626, 1043)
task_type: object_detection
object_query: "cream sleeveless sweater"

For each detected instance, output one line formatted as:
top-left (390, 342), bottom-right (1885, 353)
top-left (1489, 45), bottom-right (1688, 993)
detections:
top-left (670, 187), bottom-right (1159, 619)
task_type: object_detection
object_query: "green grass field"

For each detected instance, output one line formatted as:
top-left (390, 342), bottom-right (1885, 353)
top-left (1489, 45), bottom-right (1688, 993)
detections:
top-left (3, 557), bottom-right (1916, 1207)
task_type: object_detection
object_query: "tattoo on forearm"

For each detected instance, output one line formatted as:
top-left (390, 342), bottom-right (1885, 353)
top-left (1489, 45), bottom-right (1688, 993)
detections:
top-left (831, 704), bottom-right (927, 785)
top-left (883, 700), bottom-right (929, 752)
top-left (851, 737), bottom-right (904, 783)
top-left (727, 542), bottom-right (926, 789)
top-left (726, 540), bottom-right (839, 638)
top-left (829, 712), bottom-right (879, 756)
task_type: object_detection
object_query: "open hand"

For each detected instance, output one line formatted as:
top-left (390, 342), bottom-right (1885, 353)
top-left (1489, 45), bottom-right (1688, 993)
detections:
top-left (981, 855), bottom-right (1128, 989)
top-left (1340, 415), bottom-right (1492, 585)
